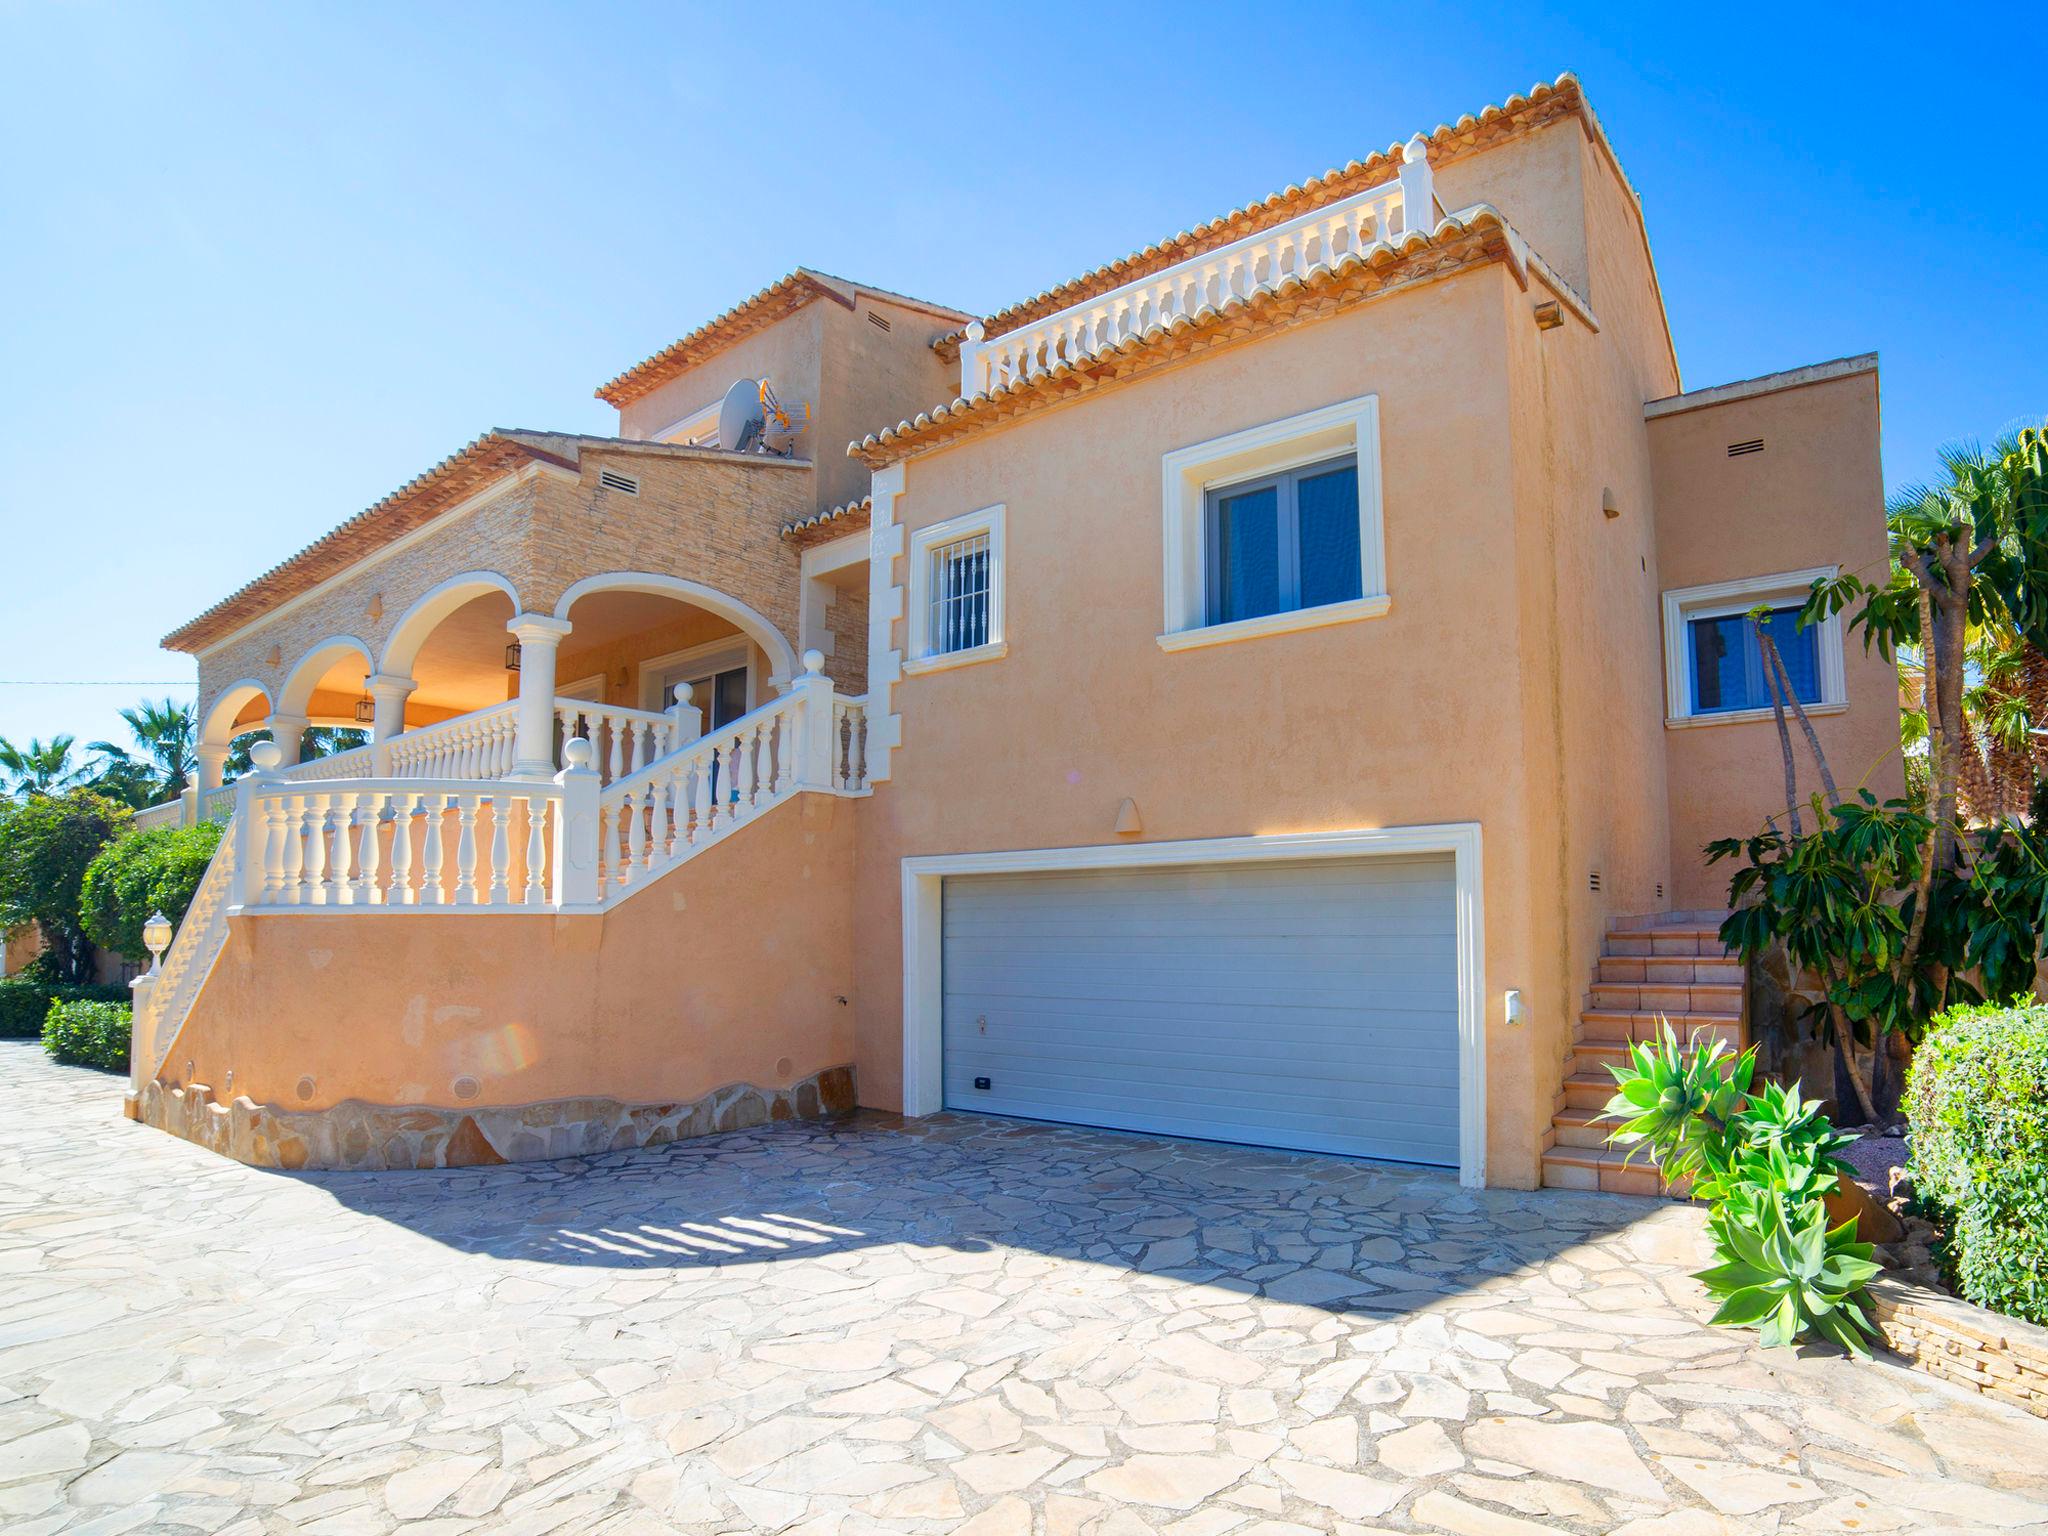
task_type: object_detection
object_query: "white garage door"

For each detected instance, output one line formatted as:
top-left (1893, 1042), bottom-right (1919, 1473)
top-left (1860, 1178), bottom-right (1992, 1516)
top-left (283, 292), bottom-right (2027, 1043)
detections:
top-left (941, 854), bottom-right (1460, 1166)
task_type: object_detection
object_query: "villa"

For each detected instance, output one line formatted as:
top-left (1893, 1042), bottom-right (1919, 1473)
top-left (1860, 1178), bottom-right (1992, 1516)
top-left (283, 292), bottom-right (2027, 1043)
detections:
top-left (127, 74), bottom-right (1897, 1192)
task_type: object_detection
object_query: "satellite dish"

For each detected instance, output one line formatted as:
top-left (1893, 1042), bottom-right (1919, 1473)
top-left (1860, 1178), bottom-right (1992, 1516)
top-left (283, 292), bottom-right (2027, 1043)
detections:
top-left (717, 377), bottom-right (765, 453)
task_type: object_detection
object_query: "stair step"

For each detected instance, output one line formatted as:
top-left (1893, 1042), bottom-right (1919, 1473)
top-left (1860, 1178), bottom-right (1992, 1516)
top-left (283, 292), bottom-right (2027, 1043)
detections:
top-left (1559, 1071), bottom-right (1619, 1110)
top-left (1540, 1144), bottom-right (1671, 1196)
top-left (1578, 1011), bottom-right (1745, 1046)
top-left (1589, 981), bottom-right (1742, 1012)
top-left (1549, 1107), bottom-right (1610, 1148)
top-left (1604, 926), bottom-right (1735, 959)
top-left (1596, 955), bottom-right (1742, 986)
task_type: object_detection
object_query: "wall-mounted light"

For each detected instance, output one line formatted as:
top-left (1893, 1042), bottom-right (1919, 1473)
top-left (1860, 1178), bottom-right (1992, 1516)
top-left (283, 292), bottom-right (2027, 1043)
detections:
top-left (505, 641), bottom-right (522, 672)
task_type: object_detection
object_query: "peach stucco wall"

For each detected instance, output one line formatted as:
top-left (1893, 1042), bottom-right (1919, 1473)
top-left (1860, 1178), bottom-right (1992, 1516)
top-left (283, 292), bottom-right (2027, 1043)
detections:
top-left (1651, 367), bottom-right (1900, 906)
top-left (160, 793), bottom-right (855, 1114)
top-left (852, 264), bottom-right (1574, 1185)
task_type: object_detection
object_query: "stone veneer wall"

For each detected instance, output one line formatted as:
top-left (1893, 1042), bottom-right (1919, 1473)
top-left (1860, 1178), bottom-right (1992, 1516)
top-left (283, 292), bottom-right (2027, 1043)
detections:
top-left (133, 1064), bottom-right (856, 1171)
top-left (1871, 1275), bottom-right (2048, 1418)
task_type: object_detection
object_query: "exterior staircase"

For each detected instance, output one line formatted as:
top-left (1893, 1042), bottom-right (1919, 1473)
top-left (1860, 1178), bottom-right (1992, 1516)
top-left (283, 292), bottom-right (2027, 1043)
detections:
top-left (1540, 910), bottom-right (1745, 1196)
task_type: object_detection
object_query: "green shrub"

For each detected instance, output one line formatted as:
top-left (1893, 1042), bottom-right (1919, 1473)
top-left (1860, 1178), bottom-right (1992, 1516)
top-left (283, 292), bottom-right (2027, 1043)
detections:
top-left (1906, 1000), bottom-right (2048, 1326)
top-left (40, 997), bottom-right (131, 1072)
top-left (80, 820), bottom-right (221, 961)
top-left (1605, 1027), bottom-right (1879, 1356)
top-left (0, 977), bottom-right (129, 1039)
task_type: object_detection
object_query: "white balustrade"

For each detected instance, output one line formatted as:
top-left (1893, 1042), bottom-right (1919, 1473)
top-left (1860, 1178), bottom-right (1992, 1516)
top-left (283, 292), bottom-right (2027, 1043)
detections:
top-left (832, 696), bottom-right (869, 792)
top-left (131, 799), bottom-right (184, 831)
top-left (385, 702), bottom-right (520, 780)
top-left (280, 742), bottom-right (375, 782)
top-left (594, 691), bottom-right (798, 897)
top-left (241, 781), bottom-right (560, 909)
top-left (552, 700), bottom-right (677, 786)
top-left (959, 144), bottom-right (1432, 400)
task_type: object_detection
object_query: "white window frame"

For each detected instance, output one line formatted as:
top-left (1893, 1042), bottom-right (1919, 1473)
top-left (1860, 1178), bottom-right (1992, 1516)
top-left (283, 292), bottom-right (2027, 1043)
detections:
top-left (654, 398), bottom-right (722, 447)
top-left (905, 503), bottom-right (1007, 675)
top-left (1662, 566), bottom-right (1846, 728)
top-left (635, 637), bottom-right (755, 714)
top-left (1159, 393), bottom-right (1388, 652)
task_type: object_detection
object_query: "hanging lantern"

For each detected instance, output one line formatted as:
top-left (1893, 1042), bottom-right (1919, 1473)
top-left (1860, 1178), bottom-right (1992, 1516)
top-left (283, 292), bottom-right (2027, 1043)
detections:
top-left (354, 684), bottom-right (376, 725)
top-left (505, 640), bottom-right (522, 672)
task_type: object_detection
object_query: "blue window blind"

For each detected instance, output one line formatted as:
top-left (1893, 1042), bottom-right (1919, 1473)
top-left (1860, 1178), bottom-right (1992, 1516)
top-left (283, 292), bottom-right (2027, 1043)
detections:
top-left (1204, 456), bottom-right (1361, 626)
top-left (1687, 605), bottom-right (1819, 714)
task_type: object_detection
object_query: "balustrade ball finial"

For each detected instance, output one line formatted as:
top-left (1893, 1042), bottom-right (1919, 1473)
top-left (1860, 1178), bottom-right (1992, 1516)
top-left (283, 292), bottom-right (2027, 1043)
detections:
top-left (802, 649), bottom-right (826, 676)
top-left (250, 740), bottom-right (284, 773)
top-left (1403, 133), bottom-right (1430, 163)
top-left (563, 737), bottom-right (594, 770)
top-left (965, 319), bottom-right (985, 342)
top-left (672, 682), bottom-right (693, 707)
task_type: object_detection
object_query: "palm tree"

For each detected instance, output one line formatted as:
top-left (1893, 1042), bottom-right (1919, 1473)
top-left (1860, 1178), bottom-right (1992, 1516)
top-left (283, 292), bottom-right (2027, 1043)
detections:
top-left (0, 736), bottom-right (89, 799)
top-left (88, 698), bottom-right (195, 805)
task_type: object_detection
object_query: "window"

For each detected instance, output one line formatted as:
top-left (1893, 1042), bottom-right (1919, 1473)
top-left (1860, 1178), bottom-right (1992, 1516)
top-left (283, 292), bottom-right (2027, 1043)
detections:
top-left (1662, 568), bottom-right (1846, 726)
top-left (929, 532), bottom-right (991, 654)
top-left (1160, 394), bottom-right (1387, 651)
top-left (1686, 604), bottom-right (1817, 715)
top-left (906, 504), bottom-right (1006, 673)
top-left (1205, 456), bottom-right (1361, 626)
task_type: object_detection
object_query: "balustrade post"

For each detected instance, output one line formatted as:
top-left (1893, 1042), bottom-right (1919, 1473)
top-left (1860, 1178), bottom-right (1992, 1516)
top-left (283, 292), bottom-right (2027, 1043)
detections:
top-left (789, 649), bottom-right (837, 791)
top-left (958, 319), bottom-right (985, 397)
top-left (507, 613), bottom-right (573, 779)
top-left (552, 738), bottom-right (602, 910)
top-left (1398, 133), bottom-right (1435, 236)
top-left (668, 682), bottom-right (704, 748)
top-left (231, 741), bottom-right (285, 909)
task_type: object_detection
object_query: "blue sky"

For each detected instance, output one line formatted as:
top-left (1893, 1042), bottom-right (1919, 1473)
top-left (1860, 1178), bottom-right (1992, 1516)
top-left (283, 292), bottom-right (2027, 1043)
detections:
top-left (1, 1), bottom-right (2042, 760)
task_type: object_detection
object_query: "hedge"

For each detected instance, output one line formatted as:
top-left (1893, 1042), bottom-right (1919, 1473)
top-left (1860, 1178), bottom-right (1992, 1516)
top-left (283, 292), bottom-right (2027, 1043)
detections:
top-left (41, 998), bottom-right (131, 1072)
top-left (0, 977), bottom-right (129, 1039)
top-left (1906, 1000), bottom-right (2048, 1326)
top-left (80, 820), bottom-right (222, 963)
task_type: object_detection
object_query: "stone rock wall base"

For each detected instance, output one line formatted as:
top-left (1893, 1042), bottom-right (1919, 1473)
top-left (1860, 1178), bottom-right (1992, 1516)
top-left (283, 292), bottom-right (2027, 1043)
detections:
top-left (1872, 1275), bottom-right (2048, 1418)
top-left (133, 1065), bottom-right (857, 1171)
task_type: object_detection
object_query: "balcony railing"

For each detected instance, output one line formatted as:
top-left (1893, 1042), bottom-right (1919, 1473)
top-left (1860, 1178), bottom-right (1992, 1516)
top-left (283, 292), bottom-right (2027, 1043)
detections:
top-left (957, 136), bottom-right (1435, 400)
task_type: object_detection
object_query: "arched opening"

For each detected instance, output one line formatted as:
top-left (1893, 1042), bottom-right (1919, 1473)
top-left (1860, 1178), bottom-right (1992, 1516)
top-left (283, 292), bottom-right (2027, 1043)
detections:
top-left (278, 637), bottom-right (375, 726)
top-left (554, 578), bottom-right (793, 736)
top-left (553, 574), bottom-right (798, 695)
top-left (400, 587), bottom-right (521, 729)
top-left (200, 681), bottom-right (272, 749)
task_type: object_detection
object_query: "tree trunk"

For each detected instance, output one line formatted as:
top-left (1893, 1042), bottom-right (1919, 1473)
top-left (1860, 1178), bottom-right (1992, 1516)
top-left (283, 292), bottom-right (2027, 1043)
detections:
top-left (1829, 1001), bottom-right (1881, 1125)
top-left (1764, 636), bottom-right (1803, 837)
top-left (1762, 632), bottom-right (1840, 806)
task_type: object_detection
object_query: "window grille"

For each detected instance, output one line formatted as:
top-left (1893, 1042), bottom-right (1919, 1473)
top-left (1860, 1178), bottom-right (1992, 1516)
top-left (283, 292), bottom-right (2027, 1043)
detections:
top-left (929, 532), bottom-right (992, 654)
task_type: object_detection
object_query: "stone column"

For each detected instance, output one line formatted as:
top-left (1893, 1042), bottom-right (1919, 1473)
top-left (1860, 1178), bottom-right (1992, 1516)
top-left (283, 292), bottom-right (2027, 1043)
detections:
top-left (265, 713), bottom-right (309, 768)
top-left (366, 673), bottom-right (417, 776)
top-left (194, 744), bottom-right (230, 818)
top-left (506, 614), bottom-right (573, 780)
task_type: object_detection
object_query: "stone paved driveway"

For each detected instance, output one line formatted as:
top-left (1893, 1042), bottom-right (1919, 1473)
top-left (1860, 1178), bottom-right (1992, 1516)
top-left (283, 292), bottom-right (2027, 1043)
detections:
top-left (4, 1045), bottom-right (2046, 1535)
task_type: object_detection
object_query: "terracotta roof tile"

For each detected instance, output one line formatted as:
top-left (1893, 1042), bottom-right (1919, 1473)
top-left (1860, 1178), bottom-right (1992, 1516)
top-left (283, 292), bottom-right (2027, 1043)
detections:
top-left (936, 73), bottom-right (1623, 352)
top-left (781, 494), bottom-right (872, 541)
top-left (854, 208), bottom-right (1591, 471)
top-left (162, 431), bottom-right (804, 653)
top-left (596, 268), bottom-right (972, 410)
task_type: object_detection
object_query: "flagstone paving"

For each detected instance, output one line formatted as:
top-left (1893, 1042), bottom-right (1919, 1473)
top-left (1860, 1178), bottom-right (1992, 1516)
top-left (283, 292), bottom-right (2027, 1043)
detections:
top-left (3, 1043), bottom-right (2046, 1535)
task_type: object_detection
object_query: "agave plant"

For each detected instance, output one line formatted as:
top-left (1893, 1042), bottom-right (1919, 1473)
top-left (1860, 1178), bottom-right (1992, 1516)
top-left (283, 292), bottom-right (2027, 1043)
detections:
top-left (1604, 1024), bottom-right (1881, 1357)
top-left (1601, 1027), bottom-right (1752, 1189)
top-left (1695, 1186), bottom-right (1881, 1356)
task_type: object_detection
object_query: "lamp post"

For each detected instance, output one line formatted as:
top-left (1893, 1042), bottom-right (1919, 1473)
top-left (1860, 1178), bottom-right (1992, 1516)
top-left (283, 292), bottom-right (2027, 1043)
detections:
top-left (142, 911), bottom-right (172, 975)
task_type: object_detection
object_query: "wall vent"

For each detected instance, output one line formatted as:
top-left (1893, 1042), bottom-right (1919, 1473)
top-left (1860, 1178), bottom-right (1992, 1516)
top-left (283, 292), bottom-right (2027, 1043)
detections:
top-left (867, 310), bottom-right (893, 332)
top-left (1656, 881), bottom-right (1665, 901)
top-left (599, 469), bottom-right (640, 495)
top-left (1589, 869), bottom-right (1603, 893)
top-left (1726, 438), bottom-right (1765, 458)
